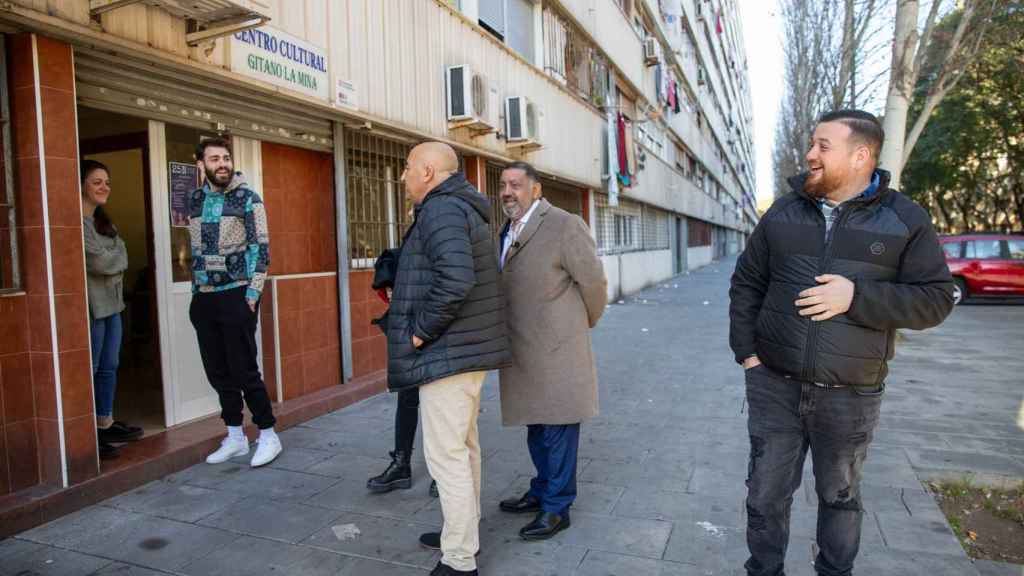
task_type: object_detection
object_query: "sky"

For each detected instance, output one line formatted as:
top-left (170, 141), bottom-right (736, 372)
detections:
top-left (738, 1), bottom-right (900, 210)
top-left (738, 1), bottom-right (785, 210)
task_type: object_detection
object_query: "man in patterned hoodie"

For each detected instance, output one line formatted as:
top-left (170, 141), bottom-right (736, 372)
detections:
top-left (188, 137), bottom-right (281, 468)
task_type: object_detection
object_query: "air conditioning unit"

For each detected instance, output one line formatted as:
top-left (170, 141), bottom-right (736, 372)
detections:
top-left (446, 65), bottom-right (499, 133)
top-left (643, 37), bottom-right (659, 66)
top-left (505, 96), bottom-right (543, 151)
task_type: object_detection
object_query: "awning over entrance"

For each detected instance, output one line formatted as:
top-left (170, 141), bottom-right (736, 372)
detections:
top-left (74, 48), bottom-right (333, 152)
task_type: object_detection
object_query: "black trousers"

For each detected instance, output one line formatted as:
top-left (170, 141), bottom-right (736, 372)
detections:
top-left (189, 286), bottom-right (276, 430)
top-left (744, 365), bottom-right (883, 576)
top-left (394, 387), bottom-right (419, 456)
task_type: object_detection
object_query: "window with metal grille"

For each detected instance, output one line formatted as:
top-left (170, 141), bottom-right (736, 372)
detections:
top-left (540, 178), bottom-right (584, 219)
top-left (688, 218), bottom-right (712, 247)
top-left (542, 7), bottom-right (609, 108)
top-left (344, 130), bottom-right (414, 269)
top-left (642, 205), bottom-right (670, 250)
top-left (484, 162), bottom-right (507, 244)
top-left (0, 40), bottom-right (19, 292)
top-left (594, 193), bottom-right (642, 255)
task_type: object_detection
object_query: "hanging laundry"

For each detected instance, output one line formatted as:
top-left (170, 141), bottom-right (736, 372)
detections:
top-left (616, 112), bottom-right (628, 182)
top-left (661, 65), bottom-right (670, 108)
top-left (624, 121), bottom-right (638, 180)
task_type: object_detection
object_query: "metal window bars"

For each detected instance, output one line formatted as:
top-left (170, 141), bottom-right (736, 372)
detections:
top-left (0, 39), bottom-right (19, 292)
top-left (542, 7), bottom-right (610, 109)
top-left (594, 193), bottom-right (671, 254)
top-left (343, 129), bottom-right (414, 269)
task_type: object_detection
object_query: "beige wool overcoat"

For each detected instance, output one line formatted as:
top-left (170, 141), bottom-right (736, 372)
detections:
top-left (498, 199), bottom-right (608, 426)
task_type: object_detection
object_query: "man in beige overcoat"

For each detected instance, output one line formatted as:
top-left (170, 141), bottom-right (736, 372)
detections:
top-left (495, 161), bottom-right (607, 541)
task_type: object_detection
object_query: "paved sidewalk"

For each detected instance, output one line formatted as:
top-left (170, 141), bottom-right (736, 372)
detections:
top-left (4, 258), bottom-right (1022, 575)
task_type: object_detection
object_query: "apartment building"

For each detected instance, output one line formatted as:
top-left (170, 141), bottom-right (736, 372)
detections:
top-left (0, 0), bottom-right (754, 531)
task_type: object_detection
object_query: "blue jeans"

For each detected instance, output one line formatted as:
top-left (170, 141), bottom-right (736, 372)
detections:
top-left (744, 365), bottom-right (883, 576)
top-left (90, 313), bottom-right (123, 418)
top-left (527, 423), bottom-right (581, 515)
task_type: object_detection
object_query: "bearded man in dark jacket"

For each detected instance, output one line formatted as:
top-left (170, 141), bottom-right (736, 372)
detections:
top-left (729, 110), bottom-right (954, 576)
top-left (388, 141), bottom-right (510, 576)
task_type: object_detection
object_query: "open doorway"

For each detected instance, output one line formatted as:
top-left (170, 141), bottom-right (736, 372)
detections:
top-left (77, 107), bottom-right (165, 436)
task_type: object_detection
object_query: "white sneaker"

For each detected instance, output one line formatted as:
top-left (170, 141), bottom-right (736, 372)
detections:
top-left (250, 435), bottom-right (282, 467)
top-left (206, 436), bottom-right (249, 464)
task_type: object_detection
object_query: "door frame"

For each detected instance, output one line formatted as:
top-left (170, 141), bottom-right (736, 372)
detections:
top-left (149, 122), bottom-right (267, 427)
top-left (147, 120), bottom-right (180, 427)
top-left (80, 130), bottom-right (166, 422)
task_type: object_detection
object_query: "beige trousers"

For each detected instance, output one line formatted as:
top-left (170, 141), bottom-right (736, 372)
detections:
top-left (419, 370), bottom-right (486, 572)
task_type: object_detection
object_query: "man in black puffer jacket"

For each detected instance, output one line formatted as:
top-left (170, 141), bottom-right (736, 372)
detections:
top-left (388, 141), bottom-right (509, 576)
top-left (729, 110), bottom-right (953, 576)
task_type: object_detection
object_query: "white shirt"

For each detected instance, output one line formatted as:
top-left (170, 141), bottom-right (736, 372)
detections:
top-left (500, 199), bottom-right (540, 268)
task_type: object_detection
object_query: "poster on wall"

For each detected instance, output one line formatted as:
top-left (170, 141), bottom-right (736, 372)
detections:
top-left (335, 78), bottom-right (358, 110)
top-left (169, 162), bottom-right (198, 228)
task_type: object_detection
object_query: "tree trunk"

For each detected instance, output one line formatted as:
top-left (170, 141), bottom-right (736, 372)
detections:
top-left (880, 0), bottom-right (920, 190)
top-left (834, 0), bottom-right (856, 109)
top-left (934, 189), bottom-right (953, 232)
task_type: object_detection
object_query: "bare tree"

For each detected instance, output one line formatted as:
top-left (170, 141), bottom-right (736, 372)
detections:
top-left (880, 0), bottom-right (998, 189)
top-left (772, 0), bottom-right (885, 198)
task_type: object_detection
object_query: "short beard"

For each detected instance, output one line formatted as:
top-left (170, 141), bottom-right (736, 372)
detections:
top-left (502, 201), bottom-right (525, 220)
top-left (205, 167), bottom-right (232, 188)
top-left (804, 169), bottom-right (842, 199)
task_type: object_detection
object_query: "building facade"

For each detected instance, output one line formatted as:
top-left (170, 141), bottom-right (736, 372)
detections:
top-left (0, 0), bottom-right (755, 529)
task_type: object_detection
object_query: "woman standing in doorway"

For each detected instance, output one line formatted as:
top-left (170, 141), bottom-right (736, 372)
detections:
top-left (81, 160), bottom-right (143, 460)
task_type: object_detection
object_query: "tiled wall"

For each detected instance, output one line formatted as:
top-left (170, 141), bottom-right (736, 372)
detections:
top-left (261, 142), bottom-right (336, 276)
top-left (259, 143), bottom-right (342, 400)
top-left (0, 34), bottom-right (98, 496)
top-left (348, 269), bottom-right (387, 379)
top-left (263, 276), bottom-right (342, 401)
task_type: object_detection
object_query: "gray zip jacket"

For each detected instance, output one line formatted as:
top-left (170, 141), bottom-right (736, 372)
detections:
top-left (83, 216), bottom-right (128, 320)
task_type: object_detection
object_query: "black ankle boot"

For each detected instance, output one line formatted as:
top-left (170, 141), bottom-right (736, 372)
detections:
top-left (367, 450), bottom-right (412, 493)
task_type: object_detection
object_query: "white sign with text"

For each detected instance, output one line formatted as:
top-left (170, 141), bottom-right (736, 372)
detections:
top-left (231, 27), bottom-right (329, 101)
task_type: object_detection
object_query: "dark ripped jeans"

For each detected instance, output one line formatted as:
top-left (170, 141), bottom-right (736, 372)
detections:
top-left (744, 365), bottom-right (882, 576)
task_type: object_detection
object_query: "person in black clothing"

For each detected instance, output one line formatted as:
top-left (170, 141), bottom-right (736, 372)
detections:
top-left (366, 249), bottom-right (438, 498)
top-left (729, 110), bottom-right (954, 576)
top-left (387, 141), bottom-right (510, 576)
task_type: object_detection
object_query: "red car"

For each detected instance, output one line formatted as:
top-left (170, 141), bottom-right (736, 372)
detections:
top-left (940, 233), bottom-right (1024, 304)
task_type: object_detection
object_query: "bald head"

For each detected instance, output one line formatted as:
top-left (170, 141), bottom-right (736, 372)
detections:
top-left (413, 142), bottom-right (459, 172)
top-left (402, 141), bottom-right (460, 205)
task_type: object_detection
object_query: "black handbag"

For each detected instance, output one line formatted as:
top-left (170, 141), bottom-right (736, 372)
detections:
top-left (370, 248), bottom-right (400, 334)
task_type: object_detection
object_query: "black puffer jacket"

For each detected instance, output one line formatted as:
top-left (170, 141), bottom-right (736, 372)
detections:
top-left (386, 173), bottom-right (510, 391)
top-left (729, 170), bottom-right (954, 388)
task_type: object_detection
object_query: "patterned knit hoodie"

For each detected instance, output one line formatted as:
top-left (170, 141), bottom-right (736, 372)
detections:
top-left (188, 171), bottom-right (270, 302)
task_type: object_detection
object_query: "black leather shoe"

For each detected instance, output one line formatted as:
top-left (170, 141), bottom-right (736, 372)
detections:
top-left (419, 532), bottom-right (480, 556)
top-left (367, 451), bottom-right (412, 493)
top-left (419, 531), bottom-right (441, 550)
top-left (519, 511), bottom-right (570, 541)
top-left (499, 492), bottom-right (541, 514)
top-left (429, 479), bottom-right (439, 498)
top-left (429, 560), bottom-right (477, 575)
